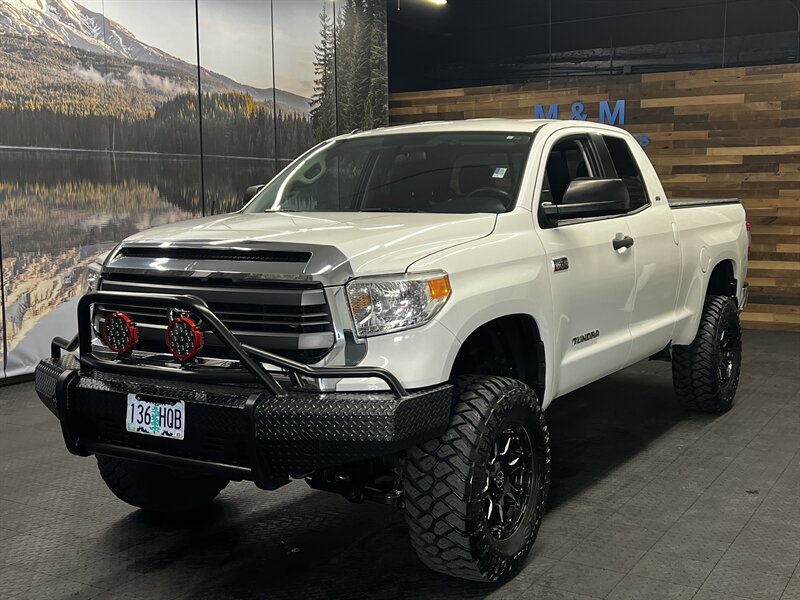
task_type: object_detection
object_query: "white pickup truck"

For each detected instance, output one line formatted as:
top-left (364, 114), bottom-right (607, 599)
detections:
top-left (36, 119), bottom-right (749, 582)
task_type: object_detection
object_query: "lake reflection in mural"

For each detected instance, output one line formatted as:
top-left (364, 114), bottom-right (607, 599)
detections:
top-left (0, 149), bottom-right (275, 375)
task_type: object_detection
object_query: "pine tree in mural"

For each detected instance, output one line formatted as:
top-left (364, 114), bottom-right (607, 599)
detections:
top-left (364, 1), bottom-right (388, 128)
top-left (311, 0), bottom-right (387, 142)
top-left (334, 0), bottom-right (357, 134)
top-left (311, 4), bottom-right (337, 142)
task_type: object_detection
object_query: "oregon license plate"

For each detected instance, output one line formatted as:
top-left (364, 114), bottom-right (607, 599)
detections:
top-left (126, 394), bottom-right (185, 439)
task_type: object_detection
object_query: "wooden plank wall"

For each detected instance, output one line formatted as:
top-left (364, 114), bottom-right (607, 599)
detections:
top-left (389, 64), bottom-right (800, 332)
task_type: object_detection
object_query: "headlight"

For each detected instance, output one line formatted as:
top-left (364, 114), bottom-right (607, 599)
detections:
top-left (87, 261), bottom-right (102, 292)
top-left (345, 272), bottom-right (451, 338)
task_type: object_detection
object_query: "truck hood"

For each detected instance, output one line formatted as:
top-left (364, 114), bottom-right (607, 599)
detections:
top-left (112, 212), bottom-right (497, 284)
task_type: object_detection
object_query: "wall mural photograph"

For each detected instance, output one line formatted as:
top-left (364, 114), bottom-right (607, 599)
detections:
top-left (0, 0), bottom-right (388, 377)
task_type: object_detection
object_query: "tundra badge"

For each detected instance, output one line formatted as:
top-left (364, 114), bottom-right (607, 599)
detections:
top-left (572, 330), bottom-right (600, 346)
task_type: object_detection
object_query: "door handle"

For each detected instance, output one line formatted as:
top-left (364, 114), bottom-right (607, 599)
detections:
top-left (613, 235), bottom-right (634, 251)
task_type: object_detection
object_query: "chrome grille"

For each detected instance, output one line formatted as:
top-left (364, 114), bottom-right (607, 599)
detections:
top-left (97, 276), bottom-right (335, 363)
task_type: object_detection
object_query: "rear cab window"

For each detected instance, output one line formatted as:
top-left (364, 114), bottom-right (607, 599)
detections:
top-left (602, 135), bottom-right (651, 211)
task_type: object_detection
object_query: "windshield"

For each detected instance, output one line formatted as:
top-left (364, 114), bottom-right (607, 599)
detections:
top-left (244, 131), bottom-right (534, 214)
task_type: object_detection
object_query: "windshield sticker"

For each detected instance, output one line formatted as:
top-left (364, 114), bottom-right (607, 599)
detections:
top-left (492, 167), bottom-right (508, 179)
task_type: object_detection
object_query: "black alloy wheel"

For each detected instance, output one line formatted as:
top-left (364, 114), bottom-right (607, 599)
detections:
top-left (717, 324), bottom-right (740, 387)
top-left (484, 424), bottom-right (534, 541)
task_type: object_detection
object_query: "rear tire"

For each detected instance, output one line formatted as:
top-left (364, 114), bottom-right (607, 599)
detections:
top-left (672, 295), bottom-right (742, 414)
top-left (96, 455), bottom-right (229, 513)
top-left (403, 376), bottom-right (550, 582)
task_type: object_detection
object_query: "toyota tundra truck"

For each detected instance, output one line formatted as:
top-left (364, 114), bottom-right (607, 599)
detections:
top-left (35, 119), bottom-right (749, 582)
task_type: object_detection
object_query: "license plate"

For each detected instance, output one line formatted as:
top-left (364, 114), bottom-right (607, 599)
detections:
top-left (126, 394), bottom-right (185, 439)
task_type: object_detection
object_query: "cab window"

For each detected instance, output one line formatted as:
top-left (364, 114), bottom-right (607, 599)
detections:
top-left (542, 137), bottom-right (596, 205)
top-left (602, 136), bottom-right (650, 211)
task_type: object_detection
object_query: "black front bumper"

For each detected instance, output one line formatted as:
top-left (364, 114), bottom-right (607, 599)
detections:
top-left (35, 354), bottom-right (452, 488)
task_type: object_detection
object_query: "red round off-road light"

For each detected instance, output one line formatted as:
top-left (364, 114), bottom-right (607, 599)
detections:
top-left (165, 315), bottom-right (204, 361)
top-left (101, 312), bottom-right (139, 354)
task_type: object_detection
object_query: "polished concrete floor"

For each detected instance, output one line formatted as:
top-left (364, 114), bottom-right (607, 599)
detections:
top-left (1, 330), bottom-right (799, 600)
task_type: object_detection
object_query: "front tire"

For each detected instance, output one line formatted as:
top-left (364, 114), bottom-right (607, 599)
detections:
top-left (96, 455), bottom-right (229, 513)
top-left (403, 376), bottom-right (550, 582)
top-left (672, 295), bottom-right (742, 413)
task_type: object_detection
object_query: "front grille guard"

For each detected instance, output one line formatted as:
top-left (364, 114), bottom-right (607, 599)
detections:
top-left (51, 291), bottom-right (407, 397)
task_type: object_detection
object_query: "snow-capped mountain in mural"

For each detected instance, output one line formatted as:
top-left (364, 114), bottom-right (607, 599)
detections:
top-left (0, 0), bottom-right (311, 112)
top-left (0, 0), bottom-right (180, 66)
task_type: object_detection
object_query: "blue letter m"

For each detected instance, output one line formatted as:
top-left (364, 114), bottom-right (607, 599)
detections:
top-left (599, 100), bottom-right (625, 125)
top-left (534, 104), bottom-right (559, 119)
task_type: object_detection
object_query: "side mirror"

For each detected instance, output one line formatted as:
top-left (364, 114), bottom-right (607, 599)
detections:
top-left (542, 178), bottom-right (630, 224)
top-left (243, 184), bottom-right (265, 205)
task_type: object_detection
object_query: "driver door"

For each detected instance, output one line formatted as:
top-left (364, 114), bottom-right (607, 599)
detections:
top-left (536, 133), bottom-right (635, 396)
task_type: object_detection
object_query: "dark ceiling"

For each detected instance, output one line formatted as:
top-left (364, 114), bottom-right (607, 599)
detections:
top-left (387, 0), bottom-right (800, 92)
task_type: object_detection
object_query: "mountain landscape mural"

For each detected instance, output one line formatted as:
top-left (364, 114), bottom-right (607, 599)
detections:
top-left (0, 0), bottom-right (315, 157)
top-left (0, 0), bottom-right (387, 377)
top-left (0, 0), bottom-right (313, 106)
top-left (0, 0), bottom-right (386, 377)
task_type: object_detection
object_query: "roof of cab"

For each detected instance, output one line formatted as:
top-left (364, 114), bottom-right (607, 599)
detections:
top-left (348, 118), bottom-right (626, 138)
top-left (350, 118), bottom-right (546, 137)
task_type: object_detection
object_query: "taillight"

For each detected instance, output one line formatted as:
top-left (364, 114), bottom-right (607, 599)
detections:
top-left (745, 219), bottom-right (751, 259)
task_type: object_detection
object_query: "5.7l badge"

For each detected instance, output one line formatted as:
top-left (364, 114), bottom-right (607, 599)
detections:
top-left (552, 257), bottom-right (569, 272)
